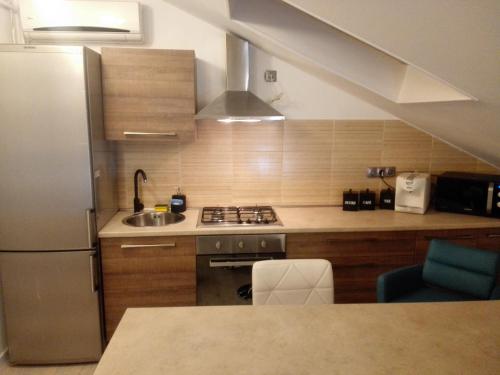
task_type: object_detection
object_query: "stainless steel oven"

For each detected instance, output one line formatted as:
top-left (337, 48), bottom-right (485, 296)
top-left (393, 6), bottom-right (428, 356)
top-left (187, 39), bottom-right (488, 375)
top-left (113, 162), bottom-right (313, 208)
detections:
top-left (196, 234), bottom-right (286, 306)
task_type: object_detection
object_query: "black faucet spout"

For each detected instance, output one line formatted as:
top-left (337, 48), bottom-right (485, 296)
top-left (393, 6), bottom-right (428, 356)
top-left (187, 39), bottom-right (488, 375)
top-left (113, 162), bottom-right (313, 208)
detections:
top-left (133, 169), bottom-right (147, 213)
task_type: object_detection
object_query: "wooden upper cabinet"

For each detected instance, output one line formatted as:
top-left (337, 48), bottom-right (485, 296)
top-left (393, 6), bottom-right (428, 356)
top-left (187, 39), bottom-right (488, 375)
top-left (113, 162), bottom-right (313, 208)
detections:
top-left (101, 48), bottom-right (196, 142)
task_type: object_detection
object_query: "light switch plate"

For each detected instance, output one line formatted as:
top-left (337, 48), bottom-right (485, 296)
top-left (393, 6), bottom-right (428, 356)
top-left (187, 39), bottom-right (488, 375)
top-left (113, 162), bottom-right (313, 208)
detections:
top-left (264, 70), bottom-right (277, 82)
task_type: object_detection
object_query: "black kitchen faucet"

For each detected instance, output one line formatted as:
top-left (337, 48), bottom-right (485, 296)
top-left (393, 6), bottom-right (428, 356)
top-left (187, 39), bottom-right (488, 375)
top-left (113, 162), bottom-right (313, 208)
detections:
top-left (133, 169), bottom-right (147, 213)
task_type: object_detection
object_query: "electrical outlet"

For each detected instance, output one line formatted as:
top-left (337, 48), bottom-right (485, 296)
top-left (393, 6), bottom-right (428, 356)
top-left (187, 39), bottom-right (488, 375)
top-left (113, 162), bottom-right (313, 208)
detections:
top-left (367, 167), bottom-right (396, 178)
top-left (264, 70), bottom-right (277, 82)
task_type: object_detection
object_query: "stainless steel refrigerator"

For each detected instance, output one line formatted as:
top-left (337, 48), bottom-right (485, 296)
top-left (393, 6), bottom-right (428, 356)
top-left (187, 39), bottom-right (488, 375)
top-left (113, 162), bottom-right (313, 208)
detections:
top-left (0, 45), bottom-right (117, 364)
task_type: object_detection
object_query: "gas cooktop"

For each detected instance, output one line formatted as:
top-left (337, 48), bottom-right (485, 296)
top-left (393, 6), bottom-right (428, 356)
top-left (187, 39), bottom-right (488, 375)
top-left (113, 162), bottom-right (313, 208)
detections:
top-left (198, 206), bottom-right (282, 227)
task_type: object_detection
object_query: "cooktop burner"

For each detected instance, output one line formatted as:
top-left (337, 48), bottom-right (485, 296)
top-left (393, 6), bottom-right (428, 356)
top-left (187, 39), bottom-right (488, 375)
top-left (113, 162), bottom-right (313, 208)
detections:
top-left (199, 206), bottom-right (282, 226)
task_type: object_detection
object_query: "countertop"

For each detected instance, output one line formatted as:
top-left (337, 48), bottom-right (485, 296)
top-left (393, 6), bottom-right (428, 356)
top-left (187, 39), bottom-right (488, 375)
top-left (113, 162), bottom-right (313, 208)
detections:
top-left (93, 301), bottom-right (500, 375)
top-left (98, 206), bottom-right (500, 238)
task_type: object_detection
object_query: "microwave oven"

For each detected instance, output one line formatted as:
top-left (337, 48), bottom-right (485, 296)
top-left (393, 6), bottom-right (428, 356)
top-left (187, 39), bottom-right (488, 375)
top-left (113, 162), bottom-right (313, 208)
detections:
top-left (435, 172), bottom-right (500, 218)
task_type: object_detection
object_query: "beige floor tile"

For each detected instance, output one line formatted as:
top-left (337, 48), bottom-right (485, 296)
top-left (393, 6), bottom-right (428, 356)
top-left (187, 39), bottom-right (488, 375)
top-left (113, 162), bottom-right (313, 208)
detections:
top-left (0, 359), bottom-right (96, 375)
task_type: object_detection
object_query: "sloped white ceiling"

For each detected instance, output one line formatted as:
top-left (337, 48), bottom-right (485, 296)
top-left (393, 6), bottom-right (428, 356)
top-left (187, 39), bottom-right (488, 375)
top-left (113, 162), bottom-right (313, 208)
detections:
top-left (164, 0), bottom-right (500, 167)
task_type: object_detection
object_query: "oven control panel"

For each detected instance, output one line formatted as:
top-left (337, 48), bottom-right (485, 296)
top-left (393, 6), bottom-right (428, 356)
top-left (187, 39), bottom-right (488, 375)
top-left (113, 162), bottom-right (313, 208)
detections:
top-left (196, 234), bottom-right (286, 255)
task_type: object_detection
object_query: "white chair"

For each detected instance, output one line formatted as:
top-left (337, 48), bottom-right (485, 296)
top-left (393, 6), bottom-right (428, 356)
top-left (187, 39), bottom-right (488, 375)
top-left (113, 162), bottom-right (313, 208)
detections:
top-left (252, 259), bottom-right (334, 305)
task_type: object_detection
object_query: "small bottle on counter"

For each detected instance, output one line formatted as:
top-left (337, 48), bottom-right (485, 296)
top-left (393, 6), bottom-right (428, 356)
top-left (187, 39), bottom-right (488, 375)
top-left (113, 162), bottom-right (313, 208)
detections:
top-left (171, 187), bottom-right (187, 213)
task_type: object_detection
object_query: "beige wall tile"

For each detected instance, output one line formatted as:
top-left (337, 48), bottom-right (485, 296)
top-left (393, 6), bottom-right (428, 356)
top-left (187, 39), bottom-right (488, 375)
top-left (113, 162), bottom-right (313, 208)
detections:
top-left (283, 120), bottom-right (334, 152)
top-left (476, 161), bottom-right (500, 174)
top-left (382, 120), bottom-right (432, 173)
top-left (115, 142), bottom-right (180, 209)
top-left (331, 120), bottom-right (384, 204)
top-left (114, 119), bottom-right (494, 209)
top-left (282, 120), bottom-right (333, 205)
top-left (180, 120), bottom-right (233, 206)
top-left (430, 139), bottom-right (477, 175)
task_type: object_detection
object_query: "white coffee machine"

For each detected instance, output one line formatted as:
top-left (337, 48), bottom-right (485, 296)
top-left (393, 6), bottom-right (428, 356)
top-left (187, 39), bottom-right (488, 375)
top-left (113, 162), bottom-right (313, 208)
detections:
top-left (395, 173), bottom-right (431, 214)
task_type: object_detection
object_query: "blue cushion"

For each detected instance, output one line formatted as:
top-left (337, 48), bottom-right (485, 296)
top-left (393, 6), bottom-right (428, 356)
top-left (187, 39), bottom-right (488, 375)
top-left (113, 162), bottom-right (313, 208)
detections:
top-left (392, 286), bottom-right (477, 303)
top-left (423, 240), bottom-right (500, 299)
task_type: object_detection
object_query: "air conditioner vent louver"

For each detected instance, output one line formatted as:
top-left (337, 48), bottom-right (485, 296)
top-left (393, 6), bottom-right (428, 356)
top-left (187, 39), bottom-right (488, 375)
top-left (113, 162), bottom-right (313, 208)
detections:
top-left (33, 26), bottom-right (130, 33)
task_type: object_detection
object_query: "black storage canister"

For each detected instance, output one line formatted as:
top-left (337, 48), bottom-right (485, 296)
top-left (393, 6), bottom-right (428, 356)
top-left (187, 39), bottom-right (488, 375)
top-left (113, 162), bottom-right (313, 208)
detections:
top-left (343, 189), bottom-right (359, 211)
top-left (359, 189), bottom-right (376, 210)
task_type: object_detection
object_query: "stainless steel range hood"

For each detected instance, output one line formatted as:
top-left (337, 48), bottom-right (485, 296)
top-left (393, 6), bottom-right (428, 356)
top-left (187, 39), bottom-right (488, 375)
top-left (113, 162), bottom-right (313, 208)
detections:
top-left (195, 34), bottom-right (285, 123)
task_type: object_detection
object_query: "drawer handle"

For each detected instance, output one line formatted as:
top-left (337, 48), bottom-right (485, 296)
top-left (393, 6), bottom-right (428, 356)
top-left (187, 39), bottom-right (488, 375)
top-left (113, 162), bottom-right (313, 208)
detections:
top-left (123, 131), bottom-right (178, 137)
top-left (121, 243), bottom-right (176, 249)
top-left (327, 238), bottom-right (384, 243)
top-left (424, 235), bottom-right (474, 241)
top-left (486, 234), bottom-right (500, 238)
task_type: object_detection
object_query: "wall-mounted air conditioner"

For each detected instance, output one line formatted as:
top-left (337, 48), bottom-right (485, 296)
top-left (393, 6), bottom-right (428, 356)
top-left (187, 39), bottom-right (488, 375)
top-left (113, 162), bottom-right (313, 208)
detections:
top-left (20, 0), bottom-right (143, 44)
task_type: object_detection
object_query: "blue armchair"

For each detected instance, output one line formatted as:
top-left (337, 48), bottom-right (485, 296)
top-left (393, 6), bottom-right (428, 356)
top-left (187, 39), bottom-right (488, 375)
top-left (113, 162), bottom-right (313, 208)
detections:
top-left (377, 239), bottom-right (500, 303)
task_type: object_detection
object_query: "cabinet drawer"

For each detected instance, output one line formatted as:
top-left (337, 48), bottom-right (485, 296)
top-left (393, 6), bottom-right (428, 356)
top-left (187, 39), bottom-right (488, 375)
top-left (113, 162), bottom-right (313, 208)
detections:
top-left (100, 236), bottom-right (196, 340)
top-left (287, 232), bottom-right (415, 265)
top-left (415, 229), bottom-right (478, 263)
top-left (475, 228), bottom-right (500, 251)
top-left (287, 232), bottom-right (416, 303)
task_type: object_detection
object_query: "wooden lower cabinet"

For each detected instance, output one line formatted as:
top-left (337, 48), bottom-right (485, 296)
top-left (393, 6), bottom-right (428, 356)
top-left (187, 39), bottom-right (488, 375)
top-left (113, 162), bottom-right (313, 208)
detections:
top-left (415, 228), bottom-right (500, 263)
top-left (100, 236), bottom-right (196, 340)
top-left (287, 228), bottom-right (500, 304)
top-left (287, 231), bottom-right (416, 303)
top-left (100, 228), bottom-right (500, 334)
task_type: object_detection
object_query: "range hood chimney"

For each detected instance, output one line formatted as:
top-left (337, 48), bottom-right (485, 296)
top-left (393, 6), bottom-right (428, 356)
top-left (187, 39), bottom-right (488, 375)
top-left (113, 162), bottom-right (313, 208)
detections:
top-left (195, 34), bottom-right (285, 123)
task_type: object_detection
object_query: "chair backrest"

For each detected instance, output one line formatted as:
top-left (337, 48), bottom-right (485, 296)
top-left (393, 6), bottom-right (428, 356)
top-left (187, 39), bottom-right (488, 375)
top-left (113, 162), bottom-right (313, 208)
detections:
top-left (423, 240), bottom-right (500, 299)
top-left (252, 259), bottom-right (333, 305)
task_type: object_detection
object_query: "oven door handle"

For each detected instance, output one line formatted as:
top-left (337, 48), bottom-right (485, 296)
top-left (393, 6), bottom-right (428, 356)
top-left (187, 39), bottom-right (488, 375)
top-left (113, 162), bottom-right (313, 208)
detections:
top-left (209, 257), bottom-right (274, 268)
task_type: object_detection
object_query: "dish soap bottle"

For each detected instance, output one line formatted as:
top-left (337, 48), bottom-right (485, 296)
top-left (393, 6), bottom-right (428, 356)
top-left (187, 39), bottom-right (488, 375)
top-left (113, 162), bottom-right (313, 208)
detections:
top-left (171, 187), bottom-right (186, 213)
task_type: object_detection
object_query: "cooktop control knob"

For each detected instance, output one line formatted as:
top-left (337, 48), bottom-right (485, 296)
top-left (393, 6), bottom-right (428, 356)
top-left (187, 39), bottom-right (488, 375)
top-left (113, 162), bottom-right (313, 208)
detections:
top-left (215, 241), bottom-right (221, 250)
top-left (260, 240), bottom-right (267, 249)
top-left (238, 241), bottom-right (244, 249)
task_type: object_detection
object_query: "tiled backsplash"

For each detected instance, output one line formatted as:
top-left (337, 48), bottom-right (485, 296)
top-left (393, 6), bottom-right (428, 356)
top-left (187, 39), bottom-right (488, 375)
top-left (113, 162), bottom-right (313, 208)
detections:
top-left (115, 120), bottom-right (499, 209)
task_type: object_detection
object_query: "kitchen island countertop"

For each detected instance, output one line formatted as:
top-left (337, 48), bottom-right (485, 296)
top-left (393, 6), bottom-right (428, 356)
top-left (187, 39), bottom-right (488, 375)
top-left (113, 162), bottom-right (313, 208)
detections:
top-left (94, 301), bottom-right (500, 375)
top-left (98, 206), bottom-right (500, 238)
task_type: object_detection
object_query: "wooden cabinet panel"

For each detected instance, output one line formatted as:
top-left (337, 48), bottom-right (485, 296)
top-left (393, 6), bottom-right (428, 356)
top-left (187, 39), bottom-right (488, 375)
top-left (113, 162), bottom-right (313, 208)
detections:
top-left (101, 236), bottom-right (196, 340)
top-left (287, 232), bottom-right (416, 303)
top-left (415, 229), bottom-right (478, 263)
top-left (475, 228), bottom-right (500, 251)
top-left (475, 228), bottom-right (500, 283)
top-left (101, 48), bottom-right (196, 142)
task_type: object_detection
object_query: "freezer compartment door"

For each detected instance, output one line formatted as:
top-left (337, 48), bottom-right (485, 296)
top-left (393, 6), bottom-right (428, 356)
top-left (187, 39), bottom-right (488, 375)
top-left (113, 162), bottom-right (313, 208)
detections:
top-left (0, 250), bottom-right (102, 364)
top-left (0, 48), bottom-right (94, 251)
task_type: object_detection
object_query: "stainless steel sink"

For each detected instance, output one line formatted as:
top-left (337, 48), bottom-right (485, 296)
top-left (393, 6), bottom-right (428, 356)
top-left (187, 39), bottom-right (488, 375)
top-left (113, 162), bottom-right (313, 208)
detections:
top-left (122, 211), bottom-right (185, 227)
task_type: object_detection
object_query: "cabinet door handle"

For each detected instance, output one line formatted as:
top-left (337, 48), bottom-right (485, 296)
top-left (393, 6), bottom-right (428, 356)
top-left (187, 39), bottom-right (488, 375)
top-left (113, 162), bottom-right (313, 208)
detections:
top-left (121, 243), bottom-right (176, 249)
top-left (486, 234), bottom-right (500, 238)
top-left (327, 238), bottom-right (382, 243)
top-left (123, 131), bottom-right (178, 137)
top-left (424, 235), bottom-right (474, 241)
top-left (86, 208), bottom-right (96, 248)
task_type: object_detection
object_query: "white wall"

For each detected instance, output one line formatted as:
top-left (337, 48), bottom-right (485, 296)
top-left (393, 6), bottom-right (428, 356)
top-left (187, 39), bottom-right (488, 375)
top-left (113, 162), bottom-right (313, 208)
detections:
top-left (73, 0), bottom-right (394, 118)
top-left (0, 5), bottom-right (12, 43)
top-left (250, 45), bottom-right (392, 119)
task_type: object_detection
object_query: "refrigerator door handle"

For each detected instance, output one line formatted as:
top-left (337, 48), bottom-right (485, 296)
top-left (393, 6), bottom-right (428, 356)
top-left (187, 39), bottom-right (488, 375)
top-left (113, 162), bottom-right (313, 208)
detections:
top-left (86, 208), bottom-right (96, 248)
top-left (89, 251), bottom-right (97, 293)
